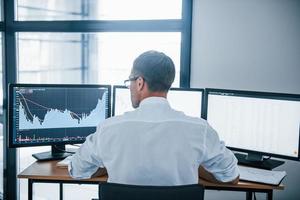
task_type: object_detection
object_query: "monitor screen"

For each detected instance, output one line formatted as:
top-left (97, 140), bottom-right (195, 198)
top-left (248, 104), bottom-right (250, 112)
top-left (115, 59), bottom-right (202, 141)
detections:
top-left (206, 89), bottom-right (300, 160)
top-left (9, 84), bottom-right (111, 147)
top-left (113, 86), bottom-right (203, 118)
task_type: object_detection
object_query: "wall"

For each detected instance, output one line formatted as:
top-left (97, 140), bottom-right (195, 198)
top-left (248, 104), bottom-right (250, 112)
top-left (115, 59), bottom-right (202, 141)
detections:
top-left (191, 0), bottom-right (300, 199)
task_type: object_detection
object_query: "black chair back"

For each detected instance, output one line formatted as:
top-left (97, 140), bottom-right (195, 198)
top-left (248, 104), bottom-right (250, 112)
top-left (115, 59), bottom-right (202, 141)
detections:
top-left (99, 183), bottom-right (204, 200)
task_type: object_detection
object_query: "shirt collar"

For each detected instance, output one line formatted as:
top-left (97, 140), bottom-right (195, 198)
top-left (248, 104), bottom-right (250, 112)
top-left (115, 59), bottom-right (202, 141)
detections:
top-left (139, 97), bottom-right (170, 108)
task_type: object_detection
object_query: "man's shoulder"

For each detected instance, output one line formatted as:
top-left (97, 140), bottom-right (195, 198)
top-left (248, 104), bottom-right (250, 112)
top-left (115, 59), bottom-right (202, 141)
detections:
top-left (172, 110), bottom-right (208, 126)
top-left (98, 109), bottom-right (209, 130)
top-left (99, 110), bottom-right (136, 128)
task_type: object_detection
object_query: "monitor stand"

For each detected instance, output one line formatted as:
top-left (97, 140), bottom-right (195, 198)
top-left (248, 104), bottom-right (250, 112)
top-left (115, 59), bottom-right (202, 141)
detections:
top-left (32, 145), bottom-right (73, 161)
top-left (235, 153), bottom-right (285, 170)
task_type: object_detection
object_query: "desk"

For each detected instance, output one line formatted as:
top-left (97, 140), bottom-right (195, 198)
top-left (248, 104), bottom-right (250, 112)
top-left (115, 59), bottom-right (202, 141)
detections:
top-left (18, 161), bottom-right (284, 200)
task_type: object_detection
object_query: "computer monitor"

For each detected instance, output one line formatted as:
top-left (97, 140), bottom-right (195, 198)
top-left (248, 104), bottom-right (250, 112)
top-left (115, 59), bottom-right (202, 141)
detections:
top-left (204, 88), bottom-right (300, 169)
top-left (9, 83), bottom-right (111, 161)
top-left (112, 86), bottom-right (204, 118)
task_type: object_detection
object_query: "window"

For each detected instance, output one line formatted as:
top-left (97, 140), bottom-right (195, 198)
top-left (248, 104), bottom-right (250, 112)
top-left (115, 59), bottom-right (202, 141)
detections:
top-left (3, 0), bottom-right (192, 199)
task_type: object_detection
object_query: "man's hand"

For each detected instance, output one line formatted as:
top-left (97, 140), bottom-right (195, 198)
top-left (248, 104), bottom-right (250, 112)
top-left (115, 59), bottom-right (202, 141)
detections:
top-left (92, 168), bottom-right (107, 177)
top-left (199, 166), bottom-right (239, 184)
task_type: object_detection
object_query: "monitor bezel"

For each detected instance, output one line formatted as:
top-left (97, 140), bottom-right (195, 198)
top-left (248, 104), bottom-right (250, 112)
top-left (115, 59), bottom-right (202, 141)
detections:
top-left (204, 88), bottom-right (300, 161)
top-left (112, 85), bottom-right (205, 118)
top-left (8, 83), bottom-right (111, 148)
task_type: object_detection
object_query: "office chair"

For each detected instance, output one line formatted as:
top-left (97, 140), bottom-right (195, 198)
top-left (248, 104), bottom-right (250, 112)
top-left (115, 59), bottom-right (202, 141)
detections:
top-left (97, 182), bottom-right (204, 200)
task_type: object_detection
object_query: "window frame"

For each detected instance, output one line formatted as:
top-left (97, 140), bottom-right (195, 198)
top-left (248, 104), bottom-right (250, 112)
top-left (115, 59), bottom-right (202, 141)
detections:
top-left (2, 0), bottom-right (193, 199)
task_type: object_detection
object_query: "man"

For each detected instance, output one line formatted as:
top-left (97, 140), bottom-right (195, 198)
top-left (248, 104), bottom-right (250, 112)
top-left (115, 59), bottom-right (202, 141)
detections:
top-left (68, 50), bottom-right (239, 185)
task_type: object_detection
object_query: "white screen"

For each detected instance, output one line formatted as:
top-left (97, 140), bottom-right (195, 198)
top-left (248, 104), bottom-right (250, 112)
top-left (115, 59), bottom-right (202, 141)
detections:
top-left (167, 90), bottom-right (202, 118)
top-left (207, 93), bottom-right (300, 158)
top-left (114, 88), bottom-right (202, 118)
top-left (114, 88), bottom-right (134, 115)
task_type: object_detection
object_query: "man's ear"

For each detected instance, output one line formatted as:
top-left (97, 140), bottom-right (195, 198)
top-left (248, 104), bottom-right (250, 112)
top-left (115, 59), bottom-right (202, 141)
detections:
top-left (136, 77), bottom-right (145, 91)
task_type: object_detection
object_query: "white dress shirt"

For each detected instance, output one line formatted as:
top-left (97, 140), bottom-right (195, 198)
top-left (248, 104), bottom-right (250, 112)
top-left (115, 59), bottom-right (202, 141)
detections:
top-left (69, 97), bottom-right (239, 185)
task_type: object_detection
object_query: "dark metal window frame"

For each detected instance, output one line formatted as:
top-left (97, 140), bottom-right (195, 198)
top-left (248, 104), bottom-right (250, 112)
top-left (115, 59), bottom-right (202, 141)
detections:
top-left (1, 0), bottom-right (193, 199)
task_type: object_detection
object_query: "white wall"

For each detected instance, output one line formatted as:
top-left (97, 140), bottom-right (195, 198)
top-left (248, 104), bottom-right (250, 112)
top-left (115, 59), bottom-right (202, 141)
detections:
top-left (191, 0), bottom-right (300, 94)
top-left (191, 0), bottom-right (300, 199)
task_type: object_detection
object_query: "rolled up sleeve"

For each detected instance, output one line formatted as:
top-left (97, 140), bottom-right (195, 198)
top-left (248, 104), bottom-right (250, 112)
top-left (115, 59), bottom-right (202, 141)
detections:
top-left (68, 131), bottom-right (104, 179)
top-left (201, 124), bottom-right (239, 182)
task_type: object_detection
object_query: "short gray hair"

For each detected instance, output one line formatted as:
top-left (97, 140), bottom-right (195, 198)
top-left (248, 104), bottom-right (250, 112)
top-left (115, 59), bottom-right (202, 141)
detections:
top-left (131, 50), bottom-right (175, 92)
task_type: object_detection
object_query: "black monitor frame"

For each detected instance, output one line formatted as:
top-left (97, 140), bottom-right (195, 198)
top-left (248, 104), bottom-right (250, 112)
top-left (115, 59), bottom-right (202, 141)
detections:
top-left (203, 88), bottom-right (300, 167)
top-left (112, 85), bottom-right (205, 118)
top-left (8, 83), bottom-right (111, 149)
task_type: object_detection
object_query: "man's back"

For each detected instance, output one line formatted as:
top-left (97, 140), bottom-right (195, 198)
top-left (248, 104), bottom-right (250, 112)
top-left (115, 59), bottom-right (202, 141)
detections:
top-left (69, 97), bottom-right (239, 185)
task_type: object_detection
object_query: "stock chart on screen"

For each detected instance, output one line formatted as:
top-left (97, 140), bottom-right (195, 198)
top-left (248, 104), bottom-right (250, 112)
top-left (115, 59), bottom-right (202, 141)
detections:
top-left (11, 86), bottom-right (109, 145)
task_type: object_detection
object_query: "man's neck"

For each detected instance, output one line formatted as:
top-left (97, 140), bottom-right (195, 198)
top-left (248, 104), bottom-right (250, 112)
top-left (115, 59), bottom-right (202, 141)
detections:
top-left (141, 92), bottom-right (167, 101)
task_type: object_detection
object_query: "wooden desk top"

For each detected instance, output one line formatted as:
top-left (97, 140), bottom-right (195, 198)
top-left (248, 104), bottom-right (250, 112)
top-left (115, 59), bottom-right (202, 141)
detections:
top-left (18, 161), bottom-right (284, 190)
top-left (18, 160), bottom-right (107, 182)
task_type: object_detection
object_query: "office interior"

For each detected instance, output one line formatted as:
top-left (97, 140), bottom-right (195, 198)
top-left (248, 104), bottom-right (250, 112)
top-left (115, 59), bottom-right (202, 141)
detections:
top-left (0, 0), bottom-right (300, 199)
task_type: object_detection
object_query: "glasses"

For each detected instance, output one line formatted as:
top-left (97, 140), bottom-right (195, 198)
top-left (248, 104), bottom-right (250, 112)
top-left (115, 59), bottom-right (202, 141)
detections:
top-left (124, 76), bottom-right (139, 88)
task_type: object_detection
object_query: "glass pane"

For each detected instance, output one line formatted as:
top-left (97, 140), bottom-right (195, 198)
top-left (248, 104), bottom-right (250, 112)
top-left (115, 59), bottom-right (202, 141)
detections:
top-left (16, 0), bottom-right (182, 21)
top-left (18, 33), bottom-right (84, 84)
top-left (63, 184), bottom-right (98, 200)
top-left (93, 32), bottom-right (181, 86)
top-left (34, 183), bottom-right (59, 200)
top-left (17, 32), bottom-right (181, 86)
top-left (96, 0), bottom-right (182, 20)
top-left (0, 0), bottom-right (2, 21)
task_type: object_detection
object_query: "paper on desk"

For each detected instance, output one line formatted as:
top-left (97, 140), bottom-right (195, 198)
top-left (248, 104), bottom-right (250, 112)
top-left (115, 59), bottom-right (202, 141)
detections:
top-left (56, 156), bottom-right (72, 168)
top-left (238, 165), bottom-right (286, 185)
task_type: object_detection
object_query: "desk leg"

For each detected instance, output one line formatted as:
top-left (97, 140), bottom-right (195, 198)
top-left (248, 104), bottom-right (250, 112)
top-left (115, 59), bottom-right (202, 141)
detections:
top-left (246, 191), bottom-right (253, 200)
top-left (59, 183), bottom-right (63, 200)
top-left (266, 190), bottom-right (273, 200)
top-left (28, 179), bottom-right (33, 200)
